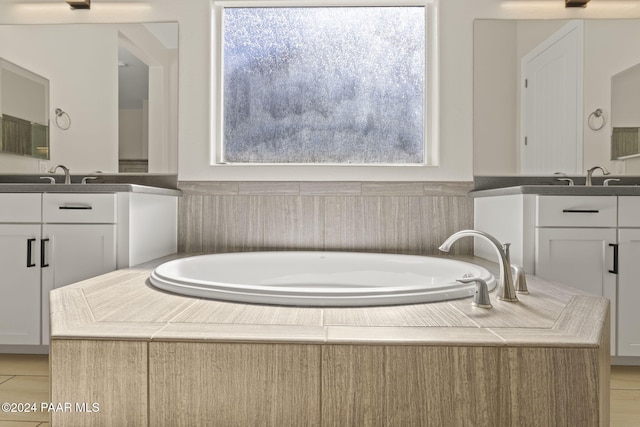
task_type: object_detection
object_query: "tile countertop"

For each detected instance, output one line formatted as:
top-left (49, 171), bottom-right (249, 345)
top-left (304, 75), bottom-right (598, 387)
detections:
top-left (49, 255), bottom-right (609, 347)
top-left (0, 183), bottom-right (181, 196)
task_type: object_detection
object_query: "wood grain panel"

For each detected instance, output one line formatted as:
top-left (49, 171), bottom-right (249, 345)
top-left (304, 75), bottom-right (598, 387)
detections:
top-left (500, 347), bottom-right (603, 426)
top-left (149, 342), bottom-right (321, 427)
top-left (177, 194), bottom-right (203, 253)
top-left (322, 345), bottom-right (499, 426)
top-left (50, 340), bottom-right (147, 427)
top-left (408, 196), bottom-right (474, 255)
top-left (177, 181), bottom-right (475, 256)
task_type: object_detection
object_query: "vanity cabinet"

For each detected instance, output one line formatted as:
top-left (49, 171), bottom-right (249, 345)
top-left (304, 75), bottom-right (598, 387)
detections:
top-left (40, 193), bottom-right (117, 345)
top-left (475, 193), bottom-right (640, 358)
top-left (0, 224), bottom-right (42, 345)
top-left (0, 194), bottom-right (44, 345)
top-left (1, 193), bottom-right (119, 347)
top-left (617, 197), bottom-right (640, 356)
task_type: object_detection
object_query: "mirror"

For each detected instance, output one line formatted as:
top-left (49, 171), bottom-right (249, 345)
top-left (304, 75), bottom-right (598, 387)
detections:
top-left (0, 22), bottom-right (178, 174)
top-left (474, 19), bottom-right (640, 176)
top-left (611, 62), bottom-right (640, 160)
top-left (0, 57), bottom-right (49, 160)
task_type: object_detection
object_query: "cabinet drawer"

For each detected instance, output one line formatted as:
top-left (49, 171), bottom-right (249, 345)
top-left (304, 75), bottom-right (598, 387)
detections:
top-left (536, 196), bottom-right (617, 227)
top-left (0, 194), bottom-right (41, 223)
top-left (43, 194), bottom-right (116, 223)
top-left (619, 197), bottom-right (640, 227)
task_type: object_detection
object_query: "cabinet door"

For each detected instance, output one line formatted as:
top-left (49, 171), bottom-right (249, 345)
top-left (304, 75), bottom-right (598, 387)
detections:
top-left (536, 227), bottom-right (617, 354)
top-left (0, 224), bottom-right (41, 345)
top-left (41, 224), bottom-right (116, 345)
top-left (618, 229), bottom-right (640, 356)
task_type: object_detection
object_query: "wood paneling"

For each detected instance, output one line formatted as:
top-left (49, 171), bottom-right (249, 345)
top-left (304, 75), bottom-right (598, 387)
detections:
top-left (322, 345), bottom-right (499, 427)
top-left (149, 342), bottom-right (321, 426)
top-left (49, 340), bottom-right (147, 427)
top-left (177, 181), bottom-right (475, 255)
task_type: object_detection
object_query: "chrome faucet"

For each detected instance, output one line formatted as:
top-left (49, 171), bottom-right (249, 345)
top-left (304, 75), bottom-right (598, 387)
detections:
top-left (585, 166), bottom-right (610, 186)
top-left (439, 230), bottom-right (518, 302)
top-left (49, 164), bottom-right (71, 184)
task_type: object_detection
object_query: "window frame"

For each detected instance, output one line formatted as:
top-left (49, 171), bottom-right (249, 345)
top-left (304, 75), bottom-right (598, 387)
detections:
top-left (210, 0), bottom-right (439, 172)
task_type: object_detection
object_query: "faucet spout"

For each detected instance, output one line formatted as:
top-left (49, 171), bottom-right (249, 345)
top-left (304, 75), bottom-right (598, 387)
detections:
top-left (585, 166), bottom-right (610, 186)
top-left (49, 164), bottom-right (71, 184)
top-left (439, 230), bottom-right (518, 302)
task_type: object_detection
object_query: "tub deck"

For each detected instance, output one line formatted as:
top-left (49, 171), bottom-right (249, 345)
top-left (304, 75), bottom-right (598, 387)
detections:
top-left (49, 254), bottom-right (610, 426)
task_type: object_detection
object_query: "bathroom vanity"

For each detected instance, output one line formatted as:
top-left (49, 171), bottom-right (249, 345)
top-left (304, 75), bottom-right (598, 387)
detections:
top-left (48, 256), bottom-right (609, 427)
top-left (473, 181), bottom-right (640, 361)
top-left (0, 183), bottom-right (180, 349)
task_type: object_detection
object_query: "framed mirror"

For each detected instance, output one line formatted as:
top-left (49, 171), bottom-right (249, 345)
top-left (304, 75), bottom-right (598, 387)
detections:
top-left (611, 62), bottom-right (640, 160)
top-left (474, 19), bottom-right (640, 176)
top-left (0, 57), bottom-right (49, 160)
top-left (0, 22), bottom-right (178, 174)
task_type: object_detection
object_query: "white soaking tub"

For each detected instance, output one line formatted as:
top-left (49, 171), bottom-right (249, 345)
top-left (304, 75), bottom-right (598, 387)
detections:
top-left (149, 251), bottom-right (496, 307)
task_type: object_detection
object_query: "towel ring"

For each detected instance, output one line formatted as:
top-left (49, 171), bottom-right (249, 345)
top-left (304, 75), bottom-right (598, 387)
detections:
top-left (588, 108), bottom-right (606, 131)
top-left (54, 108), bottom-right (71, 130)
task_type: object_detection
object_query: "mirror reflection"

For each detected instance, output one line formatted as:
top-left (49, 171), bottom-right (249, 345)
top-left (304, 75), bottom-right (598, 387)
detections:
top-left (0, 22), bottom-right (178, 174)
top-left (611, 62), bottom-right (640, 160)
top-left (0, 57), bottom-right (49, 160)
top-left (474, 19), bottom-right (640, 176)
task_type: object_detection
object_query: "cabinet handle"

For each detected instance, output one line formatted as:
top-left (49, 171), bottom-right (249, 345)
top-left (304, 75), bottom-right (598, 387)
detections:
top-left (562, 209), bottom-right (600, 214)
top-left (59, 205), bottom-right (92, 210)
top-left (41, 238), bottom-right (50, 268)
top-left (26, 238), bottom-right (36, 268)
top-left (609, 243), bottom-right (619, 274)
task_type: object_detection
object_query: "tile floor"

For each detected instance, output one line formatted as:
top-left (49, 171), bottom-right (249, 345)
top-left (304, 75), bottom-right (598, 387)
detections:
top-left (0, 354), bottom-right (638, 426)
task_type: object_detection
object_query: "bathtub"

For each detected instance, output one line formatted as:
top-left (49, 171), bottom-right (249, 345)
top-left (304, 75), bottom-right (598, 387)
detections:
top-left (149, 251), bottom-right (496, 307)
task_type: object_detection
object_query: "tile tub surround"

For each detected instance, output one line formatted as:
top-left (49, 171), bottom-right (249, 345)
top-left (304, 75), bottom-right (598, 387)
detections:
top-left (49, 256), bottom-right (610, 426)
top-left (177, 181), bottom-right (474, 255)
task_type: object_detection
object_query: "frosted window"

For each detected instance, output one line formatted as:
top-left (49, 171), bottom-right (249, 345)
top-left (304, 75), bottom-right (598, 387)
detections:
top-left (222, 7), bottom-right (425, 164)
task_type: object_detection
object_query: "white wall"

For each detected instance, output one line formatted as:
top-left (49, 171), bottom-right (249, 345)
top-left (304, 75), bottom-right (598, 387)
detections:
top-left (2, 0), bottom-right (640, 180)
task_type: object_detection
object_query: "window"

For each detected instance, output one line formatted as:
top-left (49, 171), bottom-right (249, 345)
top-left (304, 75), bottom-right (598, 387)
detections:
top-left (212, 2), bottom-right (437, 166)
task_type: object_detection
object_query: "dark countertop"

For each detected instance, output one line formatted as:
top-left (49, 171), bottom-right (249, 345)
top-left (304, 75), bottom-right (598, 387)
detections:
top-left (469, 184), bottom-right (640, 198)
top-left (0, 183), bottom-right (181, 196)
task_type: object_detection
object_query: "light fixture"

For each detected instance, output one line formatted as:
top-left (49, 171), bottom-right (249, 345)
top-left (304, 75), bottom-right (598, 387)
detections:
top-left (566, 0), bottom-right (589, 7)
top-left (66, 0), bottom-right (90, 10)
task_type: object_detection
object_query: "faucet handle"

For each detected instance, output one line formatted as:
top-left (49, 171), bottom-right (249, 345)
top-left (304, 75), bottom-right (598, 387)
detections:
top-left (457, 276), bottom-right (493, 309)
top-left (82, 176), bottom-right (98, 184)
top-left (556, 178), bottom-right (574, 186)
top-left (604, 178), bottom-right (621, 187)
top-left (39, 176), bottom-right (56, 184)
top-left (511, 265), bottom-right (529, 294)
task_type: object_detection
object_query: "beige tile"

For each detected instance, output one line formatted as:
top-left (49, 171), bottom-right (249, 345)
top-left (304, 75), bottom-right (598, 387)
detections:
top-left (171, 299), bottom-right (322, 326)
top-left (611, 366), bottom-right (640, 390)
top-left (0, 421), bottom-right (45, 427)
top-left (422, 181), bottom-right (474, 196)
top-left (361, 182), bottom-right (424, 196)
top-left (611, 389), bottom-right (640, 427)
top-left (0, 376), bottom-right (12, 385)
top-left (178, 181), bottom-right (238, 196)
top-left (0, 377), bottom-right (49, 422)
top-left (177, 194), bottom-right (203, 253)
top-left (0, 355), bottom-right (48, 377)
top-left (300, 181), bottom-right (361, 195)
top-left (238, 181), bottom-right (300, 195)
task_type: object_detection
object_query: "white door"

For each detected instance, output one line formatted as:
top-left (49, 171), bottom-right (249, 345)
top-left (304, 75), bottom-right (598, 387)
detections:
top-left (536, 227), bottom-right (617, 354)
top-left (0, 224), bottom-right (42, 345)
top-left (41, 224), bottom-right (116, 344)
top-left (617, 229), bottom-right (640, 356)
top-left (521, 21), bottom-right (583, 174)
